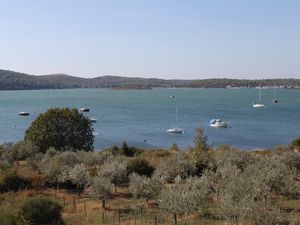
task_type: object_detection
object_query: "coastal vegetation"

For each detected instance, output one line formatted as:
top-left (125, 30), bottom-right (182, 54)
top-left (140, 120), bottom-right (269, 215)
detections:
top-left (1, 133), bottom-right (300, 224)
top-left (1, 69), bottom-right (300, 90)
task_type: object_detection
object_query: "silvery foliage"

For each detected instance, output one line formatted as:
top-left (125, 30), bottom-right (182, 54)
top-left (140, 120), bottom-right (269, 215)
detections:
top-left (68, 163), bottom-right (91, 189)
top-left (154, 153), bottom-right (196, 182)
top-left (278, 150), bottom-right (300, 171)
top-left (11, 141), bottom-right (39, 160)
top-left (39, 150), bottom-right (81, 184)
top-left (0, 150), bottom-right (14, 171)
top-left (202, 149), bottom-right (295, 224)
top-left (87, 175), bottom-right (113, 201)
top-left (0, 143), bottom-right (15, 171)
top-left (217, 169), bottom-right (281, 225)
top-left (251, 155), bottom-right (300, 197)
top-left (129, 172), bottom-right (165, 200)
top-left (159, 176), bottom-right (210, 217)
top-left (211, 147), bottom-right (256, 172)
top-left (77, 151), bottom-right (112, 167)
top-left (98, 156), bottom-right (128, 187)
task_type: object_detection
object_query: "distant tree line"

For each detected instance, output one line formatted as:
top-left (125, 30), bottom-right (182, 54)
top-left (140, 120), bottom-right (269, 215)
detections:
top-left (1, 69), bottom-right (300, 90)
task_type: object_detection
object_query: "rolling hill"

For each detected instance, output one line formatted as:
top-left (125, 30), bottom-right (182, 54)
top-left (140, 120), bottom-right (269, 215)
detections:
top-left (0, 69), bottom-right (299, 90)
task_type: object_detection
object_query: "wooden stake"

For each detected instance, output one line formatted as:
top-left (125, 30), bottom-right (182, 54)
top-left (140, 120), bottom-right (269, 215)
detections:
top-left (73, 198), bottom-right (76, 213)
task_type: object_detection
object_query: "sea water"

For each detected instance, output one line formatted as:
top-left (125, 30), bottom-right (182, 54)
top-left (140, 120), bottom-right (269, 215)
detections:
top-left (0, 88), bottom-right (299, 150)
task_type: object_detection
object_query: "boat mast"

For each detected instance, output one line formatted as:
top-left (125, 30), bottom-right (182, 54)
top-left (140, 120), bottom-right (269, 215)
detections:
top-left (176, 108), bottom-right (179, 128)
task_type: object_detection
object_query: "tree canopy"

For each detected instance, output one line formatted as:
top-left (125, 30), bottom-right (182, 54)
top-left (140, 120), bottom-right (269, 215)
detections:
top-left (24, 108), bottom-right (94, 152)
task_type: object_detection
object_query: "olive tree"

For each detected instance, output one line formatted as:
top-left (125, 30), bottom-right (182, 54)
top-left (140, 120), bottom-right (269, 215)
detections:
top-left (129, 173), bottom-right (165, 201)
top-left (87, 176), bottom-right (113, 209)
top-left (217, 169), bottom-right (282, 225)
top-left (98, 157), bottom-right (128, 193)
top-left (38, 151), bottom-right (81, 188)
top-left (24, 108), bottom-right (94, 152)
top-left (159, 177), bottom-right (210, 225)
top-left (68, 164), bottom-right (91, 195)
top-left (154, 153), bottom-right (196, 182)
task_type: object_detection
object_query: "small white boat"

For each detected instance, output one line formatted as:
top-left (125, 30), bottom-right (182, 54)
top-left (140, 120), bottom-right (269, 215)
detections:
top-left (166, 108), bottom-right (184, 134)
top-left (19, 112), bottom-right (30, 116)
top-left (79, 108), bottom-right (90, 112)
top-left (252, 86), bottom-right (265, 108)
top-left (89, 118), bottom-right (97, 123)
top-left (166, 127), bottom-right (185, 133)
top-left (209, 119), bottom-right (229, 128)
top-left (253, 103), bottom-right (265, 108)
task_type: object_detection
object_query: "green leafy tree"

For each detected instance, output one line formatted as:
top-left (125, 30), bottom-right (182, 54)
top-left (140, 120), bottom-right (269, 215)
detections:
top-left (24, 108), bottom-right (94, 152)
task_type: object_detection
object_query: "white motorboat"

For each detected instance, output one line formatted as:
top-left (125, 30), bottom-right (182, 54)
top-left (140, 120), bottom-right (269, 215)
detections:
top-left (79, 108), bottom-right (90, 112)
top-left (19, 112), bottom-right (30, 116)
top-left (166, 108), bottom-right (184, 134)
top-left (209, 119), bottom-right (229, 128)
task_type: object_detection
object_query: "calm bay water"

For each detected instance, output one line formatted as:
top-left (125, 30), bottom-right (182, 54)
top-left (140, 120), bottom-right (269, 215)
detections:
top-left (1, 88), bottom-right (300, 150)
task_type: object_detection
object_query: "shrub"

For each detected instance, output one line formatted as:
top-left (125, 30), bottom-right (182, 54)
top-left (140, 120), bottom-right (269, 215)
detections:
top-left (0, 170), bottom-right (31, 192)
top-left (291, 138), bottom-right (300, 148)
top-left (24, 108), bottom-right (94, 152)
top-left (19, 196), bottom-right (63, 225)
top-left (0, 213), bottom-right (17, 225)
top-left (11, 141), bottom-right (39, 160)
top-left (126, 158), bottom-right (155, 177)
top-left (194, 127), bottom-right (209, 152)
top-left (121, 142), bottom-right (142, 157)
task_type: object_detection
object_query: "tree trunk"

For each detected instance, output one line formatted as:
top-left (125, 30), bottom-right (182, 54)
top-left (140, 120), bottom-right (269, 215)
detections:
top-left (102, 199), bottom-right (106, 209)
top-left (173, 213), bottom-right (177, 225)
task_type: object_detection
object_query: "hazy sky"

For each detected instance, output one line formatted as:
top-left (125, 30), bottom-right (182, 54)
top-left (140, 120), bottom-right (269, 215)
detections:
top-left (0, 0), bottom-right (299, 79)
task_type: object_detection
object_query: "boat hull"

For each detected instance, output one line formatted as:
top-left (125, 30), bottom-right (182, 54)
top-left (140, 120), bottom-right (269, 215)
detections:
top-left (253, 104), bottom-right (265, 108)
top-left (166, 128), bottom-right (184, 133)
top-left (209, 123), bottom-right (229, 128)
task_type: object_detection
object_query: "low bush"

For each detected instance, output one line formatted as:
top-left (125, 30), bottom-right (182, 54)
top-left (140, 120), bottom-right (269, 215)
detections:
top-left (121, 142), bottom-right (143, 157)
top-left (291, 138), bottom-right (300, 148)
top-left (0, 213), bottom-right (17, 225)
top-left (19, 196), bottom-right (63, 225)
top-left (127, 158), bottom-right (155, 177)
top-left (0, 170), bottom-right (31, 192)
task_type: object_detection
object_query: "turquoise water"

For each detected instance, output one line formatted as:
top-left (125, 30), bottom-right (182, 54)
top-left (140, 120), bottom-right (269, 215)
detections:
top-left (1, 88), bottom-right (300, 150)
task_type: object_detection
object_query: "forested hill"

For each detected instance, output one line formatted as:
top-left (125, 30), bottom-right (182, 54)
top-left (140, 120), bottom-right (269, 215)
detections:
top-left (0, 69), bottom-right (299, 90)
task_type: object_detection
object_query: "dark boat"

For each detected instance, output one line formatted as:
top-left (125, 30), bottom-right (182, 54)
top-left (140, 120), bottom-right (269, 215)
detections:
top-left (19, 112), bottom-right (30, 116)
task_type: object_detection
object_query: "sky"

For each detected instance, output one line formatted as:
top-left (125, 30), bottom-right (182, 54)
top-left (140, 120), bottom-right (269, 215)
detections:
top-left (0, 0), bottom-right (299, 79)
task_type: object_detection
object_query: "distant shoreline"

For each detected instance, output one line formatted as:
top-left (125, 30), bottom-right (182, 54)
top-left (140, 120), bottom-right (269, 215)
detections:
top-left (1, 69), bottom-right (300, 91)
